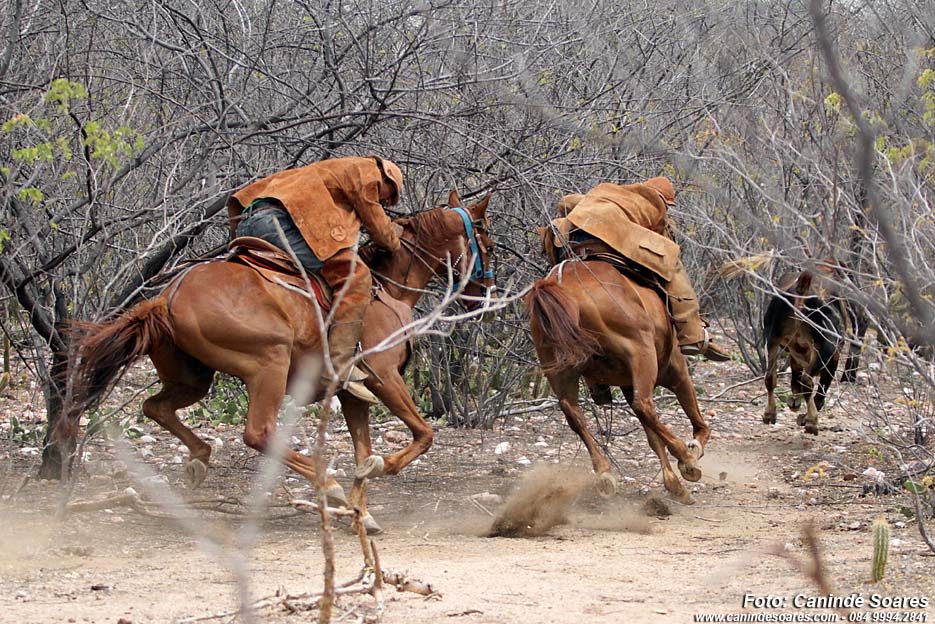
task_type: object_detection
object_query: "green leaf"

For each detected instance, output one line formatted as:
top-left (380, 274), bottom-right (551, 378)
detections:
top-left (16, 187), bottom-right (44, 205)
top-left (44, 78), bottom-right (88, 112)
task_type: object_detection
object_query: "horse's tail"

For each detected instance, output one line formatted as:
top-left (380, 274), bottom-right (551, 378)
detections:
top-left (66, 299), bottom-right (174, 422)
top-left (525, 276), bottom-right (601, 374)
top-left (716, 252), bottom-right (777, 280)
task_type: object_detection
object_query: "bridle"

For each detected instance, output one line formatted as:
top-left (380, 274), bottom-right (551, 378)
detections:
top-left (451, 206), bottom-right (495, 284)
top-left (377, 207), bottom-right (495, 296)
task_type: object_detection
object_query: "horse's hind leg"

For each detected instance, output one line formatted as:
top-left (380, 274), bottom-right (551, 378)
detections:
top-left (241, 354), bottom-right (347, 507)
top-left (144, 346), bottom-right (214, 487)
top-left (550, 371), bottom-right (617, 497)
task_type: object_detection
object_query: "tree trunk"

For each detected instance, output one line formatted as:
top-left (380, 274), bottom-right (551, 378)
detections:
top-left (38, 344), bottom-right (73, 480)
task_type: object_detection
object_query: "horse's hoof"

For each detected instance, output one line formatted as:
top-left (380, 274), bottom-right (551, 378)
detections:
top-left (686, 439), bottom-right (704, 460)
top-left (361, 513), bottom-right (383, 535)
top-left (762, 411), bottom-right (777, 425)
top-left (184, 459), bottom-right (208, 489)
top-left (324, 484), bottom-right (349, 508)
top-left (355, 455), bottom-right (385, 480)
top-left (596, 472), bottom-right (617, 498)
top-left (677, 460), bottom-right (702, 482)
top-left (796, 413), bottom-right (807, 427)
top-left (804, 423), bottom-right (819, 436)
top-left (669, 488), bottom-right (695, 505)
top-left (789, 398), bottom-right (802, 413)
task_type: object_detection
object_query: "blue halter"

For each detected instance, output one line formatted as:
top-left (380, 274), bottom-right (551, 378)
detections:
top-left (451, 206), bottom-right (494, 284)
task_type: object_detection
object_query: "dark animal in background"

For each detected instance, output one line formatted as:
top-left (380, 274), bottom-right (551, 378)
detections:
top-left (763, 264), bottom-right (863, 435)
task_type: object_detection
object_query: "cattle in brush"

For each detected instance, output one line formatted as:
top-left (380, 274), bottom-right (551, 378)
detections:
top-left (762, 264), bottom-right (863, 435)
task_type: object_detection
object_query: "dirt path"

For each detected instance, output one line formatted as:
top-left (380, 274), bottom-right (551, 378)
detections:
top-left (2, 367), bottom-right (934, 623)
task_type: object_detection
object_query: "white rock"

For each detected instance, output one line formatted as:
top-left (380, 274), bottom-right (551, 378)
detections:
top-left (494, 442), bottom-right (511, 455)
top-left (534, 441), bottom-right (549, 447)
top-left (212, 438), bottom-right (224, 449)
top-left (140, 474), bottom-right (170, 490)
top-left (471, 492), bottom-right (502, 505)
top-left (139, 435), bottom-right (157, 444)
top-left (16, 447), bottom-right (40, 457)
top-left (139, 447), bottom-right (154, 458)
top-left (170, 455), bottom-right (183, 465)
top-left (516, 456), bottom-right (532, 466)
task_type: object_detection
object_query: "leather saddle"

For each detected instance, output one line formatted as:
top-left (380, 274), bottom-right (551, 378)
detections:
top-left (226, 236), bottom-right (332, 311)
top-left (565, 239), bottom-right (674, 318)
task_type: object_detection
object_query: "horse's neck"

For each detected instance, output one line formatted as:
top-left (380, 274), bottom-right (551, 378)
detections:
top-left (374, 247), bottom-right (438, 308)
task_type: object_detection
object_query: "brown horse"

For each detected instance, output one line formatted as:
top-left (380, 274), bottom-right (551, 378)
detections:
top-left (525, 259), bottom-right (709, 504)
top-left (67, 191), bottom-right (495, 533)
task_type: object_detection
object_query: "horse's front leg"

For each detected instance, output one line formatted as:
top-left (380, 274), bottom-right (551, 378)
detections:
top-left (360, 370), bottom-right (434, 478)
top-left (339, 393), bottom-right (383, 535)
top-left (661, 351), bottom-right (709, 457)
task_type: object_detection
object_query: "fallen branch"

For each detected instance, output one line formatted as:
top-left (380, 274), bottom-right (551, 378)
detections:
top-left (381, 571), bottom-right (439, 597)
top-left (180, 567), bottom-right (438, 623)
top-left (65, 488), bottom-right (142, 513)
top-left (290, 499), bottom-right (355, 517)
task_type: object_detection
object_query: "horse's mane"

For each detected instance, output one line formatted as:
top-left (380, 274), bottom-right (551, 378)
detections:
top-left (361, 206), bottom-right (453, 270)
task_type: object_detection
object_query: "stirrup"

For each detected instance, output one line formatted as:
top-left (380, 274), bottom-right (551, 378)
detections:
top-left (344, 380), bottom-right (379, 404)
top-left (322, 366), bottom-right (378, 403)
top-left (679, 329), bottom-right (712, 357)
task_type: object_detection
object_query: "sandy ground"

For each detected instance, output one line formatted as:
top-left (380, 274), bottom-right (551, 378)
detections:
top-left (1, 359), bottom-right (934, 623)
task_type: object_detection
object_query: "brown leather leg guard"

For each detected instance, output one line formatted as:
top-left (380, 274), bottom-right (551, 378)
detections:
top-left (667, 259), bottom-right (706, 346)
top-left (667, 259), bottom-right (731, 361)
top-left (320, 248), bottom-right (373, 382)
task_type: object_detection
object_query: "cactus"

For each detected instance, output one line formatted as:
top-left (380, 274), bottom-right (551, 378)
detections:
top-left (871, 517), bottom-right (890, 582)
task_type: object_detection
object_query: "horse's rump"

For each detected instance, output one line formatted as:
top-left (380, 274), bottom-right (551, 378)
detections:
top-left (525, 274), bottom-right (602, 373)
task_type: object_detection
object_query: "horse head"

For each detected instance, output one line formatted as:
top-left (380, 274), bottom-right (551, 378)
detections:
top-left (375, 190), bottom-right (495, 310)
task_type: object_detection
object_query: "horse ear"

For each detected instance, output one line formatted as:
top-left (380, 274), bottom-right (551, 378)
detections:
top-left (471, 192), bottom-right (491, 219)
top-left (448, 189), bottom-right (461, 207)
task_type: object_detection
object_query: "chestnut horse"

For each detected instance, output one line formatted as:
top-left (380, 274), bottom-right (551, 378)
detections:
top-left (525, 259), bottom-right (708, 504)
top-left (67, 191), bottom-right (494, 533)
